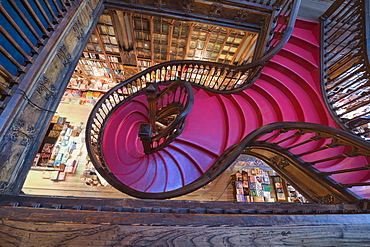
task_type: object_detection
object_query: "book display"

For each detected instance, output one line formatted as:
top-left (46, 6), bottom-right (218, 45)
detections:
top-left (232, 155), bottom-right (307, 203)
top-left (61, 89), bottom-right (104, 107)
top-left (32, 116), bottom-right (85, 181)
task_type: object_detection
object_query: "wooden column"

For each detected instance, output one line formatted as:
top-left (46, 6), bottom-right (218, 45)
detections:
top-left (0, 0), bottom-right (104, 195)
top-left (146, 84), bottom-right (158, 133)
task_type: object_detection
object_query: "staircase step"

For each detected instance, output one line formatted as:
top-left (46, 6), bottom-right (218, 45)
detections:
top-left (169, 140), bottom-right (218, 173)
top-left (216, 95), bottom-right (244, 147)
top-left (253, 79), bottom-right (300, 122)
top-left (258, 73), bottom-right (305, 121)
top-left (279, 46), bottom-right (318, 69)
top-left (260, 65), bottom-right (328, 125)
top-left (193, 88), bottom-right (211, 100)
top-left (269, 55), bottom-right (318, 89)
top-left (243, 87), bottom-right (278, 125)
top-left (114, 155), bottom-right (150, 186)
top-left (165, 145), bottom-right (203, 185)
top-left (145, 153), bottom-right (167, 193)
top-left (230, 93), bottom-right (262, 137)
top-left (291, 26), bottom-right (319, 47)
top-left (180, 95), bottom-right (226, 155)
top-left (157, 150), bottom-right (185, 191)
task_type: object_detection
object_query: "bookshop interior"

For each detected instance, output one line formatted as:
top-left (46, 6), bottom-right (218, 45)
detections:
top-left (23, 10), bottom-right (307, 204)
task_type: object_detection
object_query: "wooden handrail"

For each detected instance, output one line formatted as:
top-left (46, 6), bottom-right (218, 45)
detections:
top-left (197, 122), bottom-right (370, 204)
top-left (139, 80), bottom-right (194, 154)
top-left (320, 0), bottom-right (370, 141)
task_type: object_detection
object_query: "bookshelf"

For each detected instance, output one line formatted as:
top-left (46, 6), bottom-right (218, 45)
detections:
top-left (231, 155), bottom-right (308, 203)
top-left (32, 116), bottom-right (85, 181)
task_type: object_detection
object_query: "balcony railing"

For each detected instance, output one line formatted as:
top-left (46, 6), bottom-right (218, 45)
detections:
top-left (0, 0), bottom-right (82, 116)
top-left (321, 0), bottom-right (370, 141)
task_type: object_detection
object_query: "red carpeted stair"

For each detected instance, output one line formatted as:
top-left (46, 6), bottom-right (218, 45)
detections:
top-left (101, 18), bottom-right (369, 198)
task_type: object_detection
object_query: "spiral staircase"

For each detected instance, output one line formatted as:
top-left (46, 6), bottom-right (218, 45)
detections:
top-left (86, 0), bottom-right (370, 202)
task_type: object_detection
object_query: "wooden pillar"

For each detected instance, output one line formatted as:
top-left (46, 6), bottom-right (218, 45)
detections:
top-left (0, 0), bottom-right (104, 195)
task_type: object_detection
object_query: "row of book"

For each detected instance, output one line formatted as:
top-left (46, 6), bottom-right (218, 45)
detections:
top-left (80, 59), bottom-right (109, 68)
top-left (234, 167), bottom-right (307, 203)
top-left (61, 89), bottom-right (104, 106)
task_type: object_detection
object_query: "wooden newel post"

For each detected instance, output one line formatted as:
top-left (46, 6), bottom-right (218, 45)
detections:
top-left (138, 123), bottom-right (153, 154)
top-left (146, 84), bottom-right (158, 133)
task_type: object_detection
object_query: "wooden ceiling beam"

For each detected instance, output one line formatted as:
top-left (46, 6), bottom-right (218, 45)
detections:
top-left (216, 30), bottom-right (232, 62)
top-left (231, 32), bottom-right (250, 65)
top-left (201, 26), bottom-right (215, 61)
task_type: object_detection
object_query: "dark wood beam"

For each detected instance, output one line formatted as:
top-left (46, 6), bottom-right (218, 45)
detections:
top-left (22, 0), bottom-right (50, 36)
top-left (0, 26), bottom-right (33, 64)
top-left (34, 0), bottom-right (55, 30)
top-left (0, 3), bottom-right (39, 50)
top-left (231, 32), bottom-right (249, 65)
top-left (216, 30), bottom-right (232, 62)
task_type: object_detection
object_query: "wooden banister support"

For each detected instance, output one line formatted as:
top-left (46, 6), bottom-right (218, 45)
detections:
top-left (146, 84), bottom-right (158, 133)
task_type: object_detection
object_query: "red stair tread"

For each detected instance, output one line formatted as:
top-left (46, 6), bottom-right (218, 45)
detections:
top-left (114, 155), bottom-right (150, 185)
top-left (258, 74), bottom-right (305, 121)
top-left (231, 93), bottom-right (262, 136)
top-left (128, 155), bottom-right (158, 192)
top-left (145, 153), bottom-right (167, 193)
top-left (180, 95), bottom-right (226, 155)
top-left (282, 42), bottom-right (319, 68)
top-left (169, 140), bottom-right (218, 173)
top-left (216, 95), bottom-right (244, 148)
top-left (291, 27), bottom-right (319, 47)
top-left (244, 87), bottom-right (278, 126)
top-left (164, 146), bottom-right (203, 185)
top-left (258, 66), bottom-right (327, 125)
top-left (157, 150), bottom-right (185, 191)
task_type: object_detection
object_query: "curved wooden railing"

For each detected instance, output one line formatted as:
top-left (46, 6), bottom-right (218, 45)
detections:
top-left (86, 0), bottom-right (300, 176)
top-left (321, 0), bottom-right (370, 141)
top-left (139, 80), bottom-right (194, 154)
top-left (202, 122), bottom-right (370, 204)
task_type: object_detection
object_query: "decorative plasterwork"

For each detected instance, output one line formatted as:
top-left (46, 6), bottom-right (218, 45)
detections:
top-left (154, 0), bottom-right (166, 9)
top-left (235, 10), bottom-right (249, 23)
top-left (270, 155), bottom-right (290, 169)
top-left (183, 0), bottom-right (194, 14)
top-left (73, 19), bottom-right (85, 40)
top-left (209, 3), bottom-right (222, 19)
top-left (56, 44), bottom-right (72, 67)
top-left (36, 75), bottom-right (56, 101)
top-left (7, 119), bottom-right (35, 146)
top-left (317, 194), bottom-right (335, 204)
